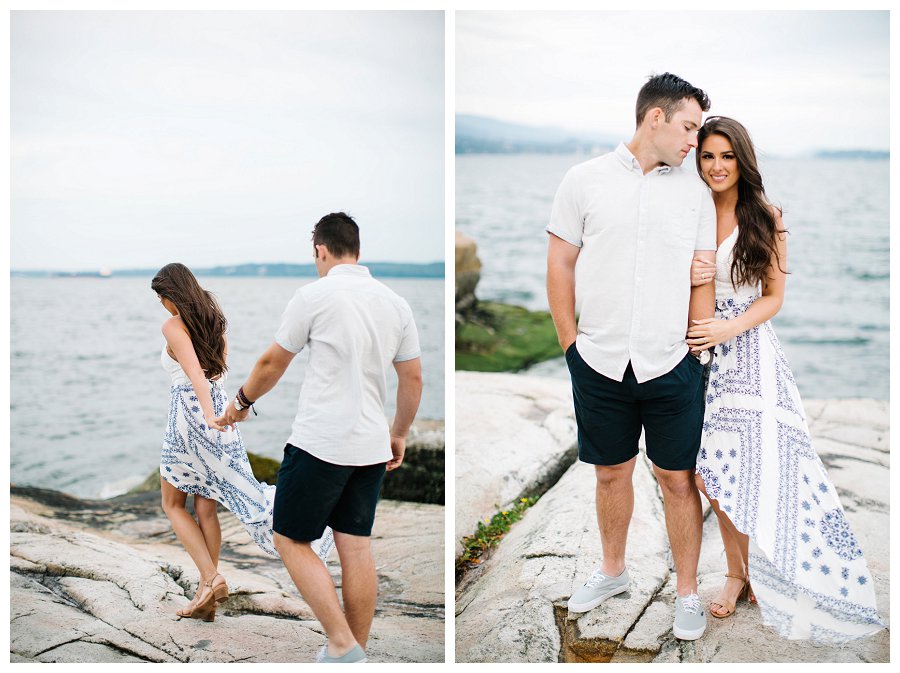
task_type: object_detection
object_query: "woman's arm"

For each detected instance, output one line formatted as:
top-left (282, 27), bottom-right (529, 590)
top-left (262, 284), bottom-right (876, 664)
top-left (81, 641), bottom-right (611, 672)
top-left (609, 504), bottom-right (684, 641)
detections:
top-left (687, 210), bottom-right (787, 350)
top-left (162, 317), bottom-right (226, 431)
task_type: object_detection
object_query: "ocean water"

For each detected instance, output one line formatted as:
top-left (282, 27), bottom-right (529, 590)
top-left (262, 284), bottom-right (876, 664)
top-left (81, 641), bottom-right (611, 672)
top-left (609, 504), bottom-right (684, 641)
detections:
top-left (10, 276), bottom-right (444, 498)
top-left (456, 153), bottom-right (889, 400)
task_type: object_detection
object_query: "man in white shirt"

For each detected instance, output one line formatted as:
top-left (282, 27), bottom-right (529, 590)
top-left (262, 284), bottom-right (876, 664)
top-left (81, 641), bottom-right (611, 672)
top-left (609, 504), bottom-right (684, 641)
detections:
top-left (546, 73), bottom-right (716, 640)
top-left (218, 212), bottom-right (423, 663)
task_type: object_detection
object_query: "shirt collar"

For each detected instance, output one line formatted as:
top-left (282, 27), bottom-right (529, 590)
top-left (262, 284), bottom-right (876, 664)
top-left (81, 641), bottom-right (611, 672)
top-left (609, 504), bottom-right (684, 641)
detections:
top-left (326, 263), bottom-right (370, 278)
top-left (615, 141), bottom-right (672, 175)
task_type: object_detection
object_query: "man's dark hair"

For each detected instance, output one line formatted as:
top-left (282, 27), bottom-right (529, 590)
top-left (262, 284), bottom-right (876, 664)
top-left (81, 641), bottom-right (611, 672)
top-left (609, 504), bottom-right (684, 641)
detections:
top-left (312, 212), bottom-right (360, 259)
top-left (635, 72), bottom-right (710, 128)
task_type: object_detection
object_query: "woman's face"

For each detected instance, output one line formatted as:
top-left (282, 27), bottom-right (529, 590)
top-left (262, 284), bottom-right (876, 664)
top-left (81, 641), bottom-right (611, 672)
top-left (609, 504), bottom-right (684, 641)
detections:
top-left (157, 294), bottom-right (178, 316)
top-left (699, 133), bottom-right (740, 194)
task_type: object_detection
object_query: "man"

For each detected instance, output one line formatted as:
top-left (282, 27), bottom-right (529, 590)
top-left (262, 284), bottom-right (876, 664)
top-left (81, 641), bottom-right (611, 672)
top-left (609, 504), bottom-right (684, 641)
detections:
top-left (546, 73), bottom-right (716, 641)
top-left (217, 212), bottom-right (423, 663)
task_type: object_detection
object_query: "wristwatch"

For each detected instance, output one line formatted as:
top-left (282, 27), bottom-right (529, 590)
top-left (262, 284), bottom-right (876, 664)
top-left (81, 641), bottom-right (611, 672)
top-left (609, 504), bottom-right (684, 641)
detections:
top-left (234, 397), bottom-right (250, 412)
top-left (693, 349), bottom-right (711, 366)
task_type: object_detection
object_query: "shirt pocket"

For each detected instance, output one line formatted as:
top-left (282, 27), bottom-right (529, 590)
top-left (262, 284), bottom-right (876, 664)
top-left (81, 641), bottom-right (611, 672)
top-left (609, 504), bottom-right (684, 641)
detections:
top-left (662, 206), bottom-right (699, 249)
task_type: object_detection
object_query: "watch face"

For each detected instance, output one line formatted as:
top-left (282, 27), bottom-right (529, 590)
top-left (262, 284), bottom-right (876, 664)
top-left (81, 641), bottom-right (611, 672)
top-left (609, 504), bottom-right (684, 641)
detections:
top-left (233, 398), bottom-right (242, 411)
top-left (699, 350), bottom-right (711, 365)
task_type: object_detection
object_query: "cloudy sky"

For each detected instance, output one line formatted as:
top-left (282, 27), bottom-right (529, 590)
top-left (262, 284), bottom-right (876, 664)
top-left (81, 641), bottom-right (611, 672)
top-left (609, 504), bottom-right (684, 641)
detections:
top-left (457, 11), bottom-right (889, 156)
top-left (11, 11), bottom-right (444, 271)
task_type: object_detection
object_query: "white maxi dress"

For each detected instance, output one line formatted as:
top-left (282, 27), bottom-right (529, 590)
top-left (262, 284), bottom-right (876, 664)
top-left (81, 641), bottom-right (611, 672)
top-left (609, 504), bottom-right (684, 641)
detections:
top-left (159, 346), bottom-right (333, 560)
top-left (696, 227), bottom-right (884, 644)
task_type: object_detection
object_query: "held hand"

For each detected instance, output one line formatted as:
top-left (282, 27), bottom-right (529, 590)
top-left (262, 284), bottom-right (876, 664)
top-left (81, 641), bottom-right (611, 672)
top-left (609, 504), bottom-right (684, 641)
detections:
top-left (386, 435), bottom-right (406, 471)
top-left (686, 318), bottom-right (739, 351)
top-left (213, 402), bottom-right (250, 431)
top-left (690, 257), bottom-right (717, 287)
top-left (205, 414), bottom-right (227, 432)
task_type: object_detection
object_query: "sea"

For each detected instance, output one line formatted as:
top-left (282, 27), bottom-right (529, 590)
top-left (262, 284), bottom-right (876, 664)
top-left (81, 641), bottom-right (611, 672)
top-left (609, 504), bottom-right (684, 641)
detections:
top-left (456, 152), bottom-right (889, 401)
top-left (10, 276), bottom-right (444, 499)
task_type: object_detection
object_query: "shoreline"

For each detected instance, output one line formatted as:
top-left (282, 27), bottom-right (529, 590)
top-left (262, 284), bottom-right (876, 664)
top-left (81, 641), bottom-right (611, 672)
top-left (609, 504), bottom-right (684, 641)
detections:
top-left (12, 418), bottom-right (445, 504)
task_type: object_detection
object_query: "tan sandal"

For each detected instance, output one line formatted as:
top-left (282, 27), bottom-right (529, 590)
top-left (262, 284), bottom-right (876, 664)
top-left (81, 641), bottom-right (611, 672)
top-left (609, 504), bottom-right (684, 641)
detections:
top-left (175, 574), bottom-right (227, 622)
top-left (210, 573), bottom-right (229, 603)
top-left (709, 573), bottom-right (752, 619)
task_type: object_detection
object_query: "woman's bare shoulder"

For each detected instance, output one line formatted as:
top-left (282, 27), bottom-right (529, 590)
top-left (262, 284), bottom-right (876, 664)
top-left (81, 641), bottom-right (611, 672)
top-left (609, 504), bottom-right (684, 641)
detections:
top-left (161, 315), bottom-right (189, 337)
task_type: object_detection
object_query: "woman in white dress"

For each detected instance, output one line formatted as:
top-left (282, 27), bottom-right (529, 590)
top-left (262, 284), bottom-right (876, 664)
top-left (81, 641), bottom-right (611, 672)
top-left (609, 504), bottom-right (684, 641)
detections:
top-left (686, 117), bottom-right (883, 643)
top-left (152, 263), bottom-right (331, 621)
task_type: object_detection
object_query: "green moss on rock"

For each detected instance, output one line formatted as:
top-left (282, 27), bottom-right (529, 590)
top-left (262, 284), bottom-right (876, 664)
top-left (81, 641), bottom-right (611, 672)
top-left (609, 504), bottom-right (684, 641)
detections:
top-left (456, 301), bottom-right (560, 372)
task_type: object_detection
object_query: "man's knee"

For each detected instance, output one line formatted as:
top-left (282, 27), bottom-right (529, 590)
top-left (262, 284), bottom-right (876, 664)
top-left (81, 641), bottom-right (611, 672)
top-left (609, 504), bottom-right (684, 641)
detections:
top-left (594, 461), bottom-right (634, 489)
top-left (654, 467), bottom-right (698, 499)
top-left (333, 532), bottom-right (372, 561)
top-left (274, 532), bottom-right (313, 555)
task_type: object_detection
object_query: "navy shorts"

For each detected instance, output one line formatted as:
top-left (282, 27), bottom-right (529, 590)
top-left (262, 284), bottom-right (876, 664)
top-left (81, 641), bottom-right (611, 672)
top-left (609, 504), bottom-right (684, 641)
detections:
top-left (272, 444), bottom-right (387, 542)
top-left (565, 344), bottom-right (705, 471)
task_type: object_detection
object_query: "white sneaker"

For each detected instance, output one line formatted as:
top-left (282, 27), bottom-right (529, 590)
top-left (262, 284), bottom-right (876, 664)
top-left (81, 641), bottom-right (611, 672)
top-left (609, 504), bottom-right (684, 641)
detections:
top-left (567, 568), bottom-right (630, 613)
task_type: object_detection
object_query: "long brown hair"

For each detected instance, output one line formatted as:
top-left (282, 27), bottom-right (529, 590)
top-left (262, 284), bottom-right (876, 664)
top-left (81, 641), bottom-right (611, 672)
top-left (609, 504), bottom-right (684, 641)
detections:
top-left (151, 263), bottom-right (227, 379)
top-left (696, 116), bottom-right (786, 289)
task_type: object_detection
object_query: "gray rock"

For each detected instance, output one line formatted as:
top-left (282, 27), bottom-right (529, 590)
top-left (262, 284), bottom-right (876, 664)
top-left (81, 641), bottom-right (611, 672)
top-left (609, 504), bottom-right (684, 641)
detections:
top-left (456, 389), bottom-right (889, 663)
top-left (455, 372), bottom-right (577, 550)
top-left (455, 230), bottom-right (482, 316)
top-left (10, 490), bottom-right (443, 663)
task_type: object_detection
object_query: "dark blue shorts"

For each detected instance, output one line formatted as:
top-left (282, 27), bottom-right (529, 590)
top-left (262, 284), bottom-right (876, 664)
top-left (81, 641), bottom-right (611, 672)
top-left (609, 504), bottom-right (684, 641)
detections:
top-left (272, 444), bottom-right (387, 542)
top-left (566, 345), bottom-right (705, 471)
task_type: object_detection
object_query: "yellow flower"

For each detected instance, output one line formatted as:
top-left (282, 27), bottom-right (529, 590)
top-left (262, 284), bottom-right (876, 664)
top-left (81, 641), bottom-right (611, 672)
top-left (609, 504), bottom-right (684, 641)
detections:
top-left (502, 511), bottom-right (508, 515)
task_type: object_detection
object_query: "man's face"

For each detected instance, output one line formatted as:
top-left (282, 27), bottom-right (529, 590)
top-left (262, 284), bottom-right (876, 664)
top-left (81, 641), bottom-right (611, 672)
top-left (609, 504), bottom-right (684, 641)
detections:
top-left (654, 97), bottom-right (702, 167)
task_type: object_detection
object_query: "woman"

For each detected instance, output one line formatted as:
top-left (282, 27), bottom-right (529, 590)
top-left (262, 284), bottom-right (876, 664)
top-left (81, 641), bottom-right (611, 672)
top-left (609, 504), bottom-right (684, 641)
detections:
top-left (153, 263), bottom-right (332, 622)
top-left (686, 118), bottom-right (883, 643)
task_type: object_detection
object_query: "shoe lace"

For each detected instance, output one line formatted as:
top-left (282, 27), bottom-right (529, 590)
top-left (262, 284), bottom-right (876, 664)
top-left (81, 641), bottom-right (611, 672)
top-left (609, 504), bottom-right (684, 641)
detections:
top-left (681, 594), bottom-right (702, 615)
top-left (585, 569), bottom-right (609, 589)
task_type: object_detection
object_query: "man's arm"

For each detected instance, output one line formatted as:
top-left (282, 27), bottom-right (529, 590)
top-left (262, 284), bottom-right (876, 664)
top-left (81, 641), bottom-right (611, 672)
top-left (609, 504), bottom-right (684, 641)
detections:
top-left (216, 341), bottom-right (297, 427)
top-left (387, 357), bottom-right (423, 471)
top-left (687, 249), bottom-right (716, 351)
top-left (547, 233), bottom-right (581, 351)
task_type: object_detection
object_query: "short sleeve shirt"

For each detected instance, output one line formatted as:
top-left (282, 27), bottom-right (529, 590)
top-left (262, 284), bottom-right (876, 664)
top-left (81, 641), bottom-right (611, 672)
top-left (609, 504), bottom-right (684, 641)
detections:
top-left (547, 142), bottom-right (716, 383)
top-left (275, 264), bottom-right (420, 465)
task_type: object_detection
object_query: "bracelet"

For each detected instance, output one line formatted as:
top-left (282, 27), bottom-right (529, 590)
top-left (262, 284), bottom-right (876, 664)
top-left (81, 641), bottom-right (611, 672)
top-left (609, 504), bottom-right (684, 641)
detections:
top-left (237, 386), bottom-right (255, 407)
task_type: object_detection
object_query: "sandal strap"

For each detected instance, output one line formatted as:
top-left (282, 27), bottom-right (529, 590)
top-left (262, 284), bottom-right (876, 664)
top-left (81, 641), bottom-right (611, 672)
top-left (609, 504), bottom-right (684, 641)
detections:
top-left (724, 573), bottom-right (748, 581)
top-left (203, 573), bottom-right (223, 588)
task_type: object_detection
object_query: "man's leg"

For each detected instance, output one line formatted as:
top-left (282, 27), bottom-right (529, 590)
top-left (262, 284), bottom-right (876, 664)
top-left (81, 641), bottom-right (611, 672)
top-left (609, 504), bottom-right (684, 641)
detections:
top-left (595, 457), bottom-right (637, 576)
top-left (333, 532), bottom-right (377, 647)
top-left (653, 465), bottom-right (703, 595)
top-left (273, 532), bottom-right (358, 657)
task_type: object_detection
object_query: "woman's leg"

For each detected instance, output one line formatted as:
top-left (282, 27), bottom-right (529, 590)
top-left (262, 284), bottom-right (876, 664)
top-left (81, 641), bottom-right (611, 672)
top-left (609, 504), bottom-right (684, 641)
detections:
top-left (694, 473), bottom-right (752, 615)
top-left (193, 495), bottom-right (221, 568)
top-left (160, 479), bottom-right (219, 600)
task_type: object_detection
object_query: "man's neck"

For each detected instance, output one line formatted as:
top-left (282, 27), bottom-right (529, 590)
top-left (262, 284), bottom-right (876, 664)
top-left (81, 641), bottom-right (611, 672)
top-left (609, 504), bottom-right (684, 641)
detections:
top-left (322, 257), bottom-right (360, 276)
top-left (625, 135), bottom-right (662, 175)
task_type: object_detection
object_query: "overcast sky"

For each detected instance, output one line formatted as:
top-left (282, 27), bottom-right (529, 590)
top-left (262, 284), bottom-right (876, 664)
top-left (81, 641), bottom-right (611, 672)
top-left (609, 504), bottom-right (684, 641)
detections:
top-left (457, 11), bottom-right (889, 156)
top-left (11, 11), bottom-right (444, 271)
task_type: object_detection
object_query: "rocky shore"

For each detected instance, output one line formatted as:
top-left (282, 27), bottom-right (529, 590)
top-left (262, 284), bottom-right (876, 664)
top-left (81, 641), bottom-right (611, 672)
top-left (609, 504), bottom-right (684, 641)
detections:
top-left (455, 373), bottom-right (889, 663)
top-left (10, 423), bottom-right (445, 663)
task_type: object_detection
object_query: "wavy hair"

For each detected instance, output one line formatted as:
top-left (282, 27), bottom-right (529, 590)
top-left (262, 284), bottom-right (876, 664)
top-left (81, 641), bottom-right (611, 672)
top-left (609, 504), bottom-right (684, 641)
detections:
top-left (696, 116), bottom-right (786, 289)
top-left (151, 263), bottom-right (227, 379)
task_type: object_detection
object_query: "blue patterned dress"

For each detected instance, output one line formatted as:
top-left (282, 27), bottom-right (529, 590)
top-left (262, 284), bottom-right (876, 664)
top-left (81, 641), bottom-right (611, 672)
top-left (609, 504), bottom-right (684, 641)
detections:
top-left (160, 346), bottom-right (333, 560)
top-left (696, 227), bottom-right (883, 644)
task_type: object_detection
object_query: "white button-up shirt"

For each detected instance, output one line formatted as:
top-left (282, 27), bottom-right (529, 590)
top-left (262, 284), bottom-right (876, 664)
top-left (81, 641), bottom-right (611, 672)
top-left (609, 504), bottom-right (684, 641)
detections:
top-left (275, 264), bottom-right (420, 465)
top-left (547, 142), bottom-right (715, 383)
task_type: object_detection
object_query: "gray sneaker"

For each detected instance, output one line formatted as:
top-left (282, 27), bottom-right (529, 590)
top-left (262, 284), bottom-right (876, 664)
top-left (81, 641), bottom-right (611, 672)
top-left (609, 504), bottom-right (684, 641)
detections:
top-left (316, 643), bottom-right (367, 663)
top-left (567, 568), bottom-right (630, 613)
top-left (673, 593), bottom-right (706, 640)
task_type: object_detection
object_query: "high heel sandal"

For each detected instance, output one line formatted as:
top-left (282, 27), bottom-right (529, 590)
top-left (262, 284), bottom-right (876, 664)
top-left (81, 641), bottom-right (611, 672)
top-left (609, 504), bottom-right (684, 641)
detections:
top-left (709, 573), bottom-right (753, 619)
top-left (175, 574), bottom-right (228, 622)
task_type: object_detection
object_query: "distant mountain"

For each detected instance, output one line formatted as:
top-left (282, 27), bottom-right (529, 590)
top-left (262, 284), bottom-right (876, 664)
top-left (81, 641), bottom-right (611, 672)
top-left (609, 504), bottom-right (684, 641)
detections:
top-left (456, 114), bottom-right (616, 155)
top-left (813, 149), bottom-right (889, 160)
top-left (11, 262), bottom-right (445, 279)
